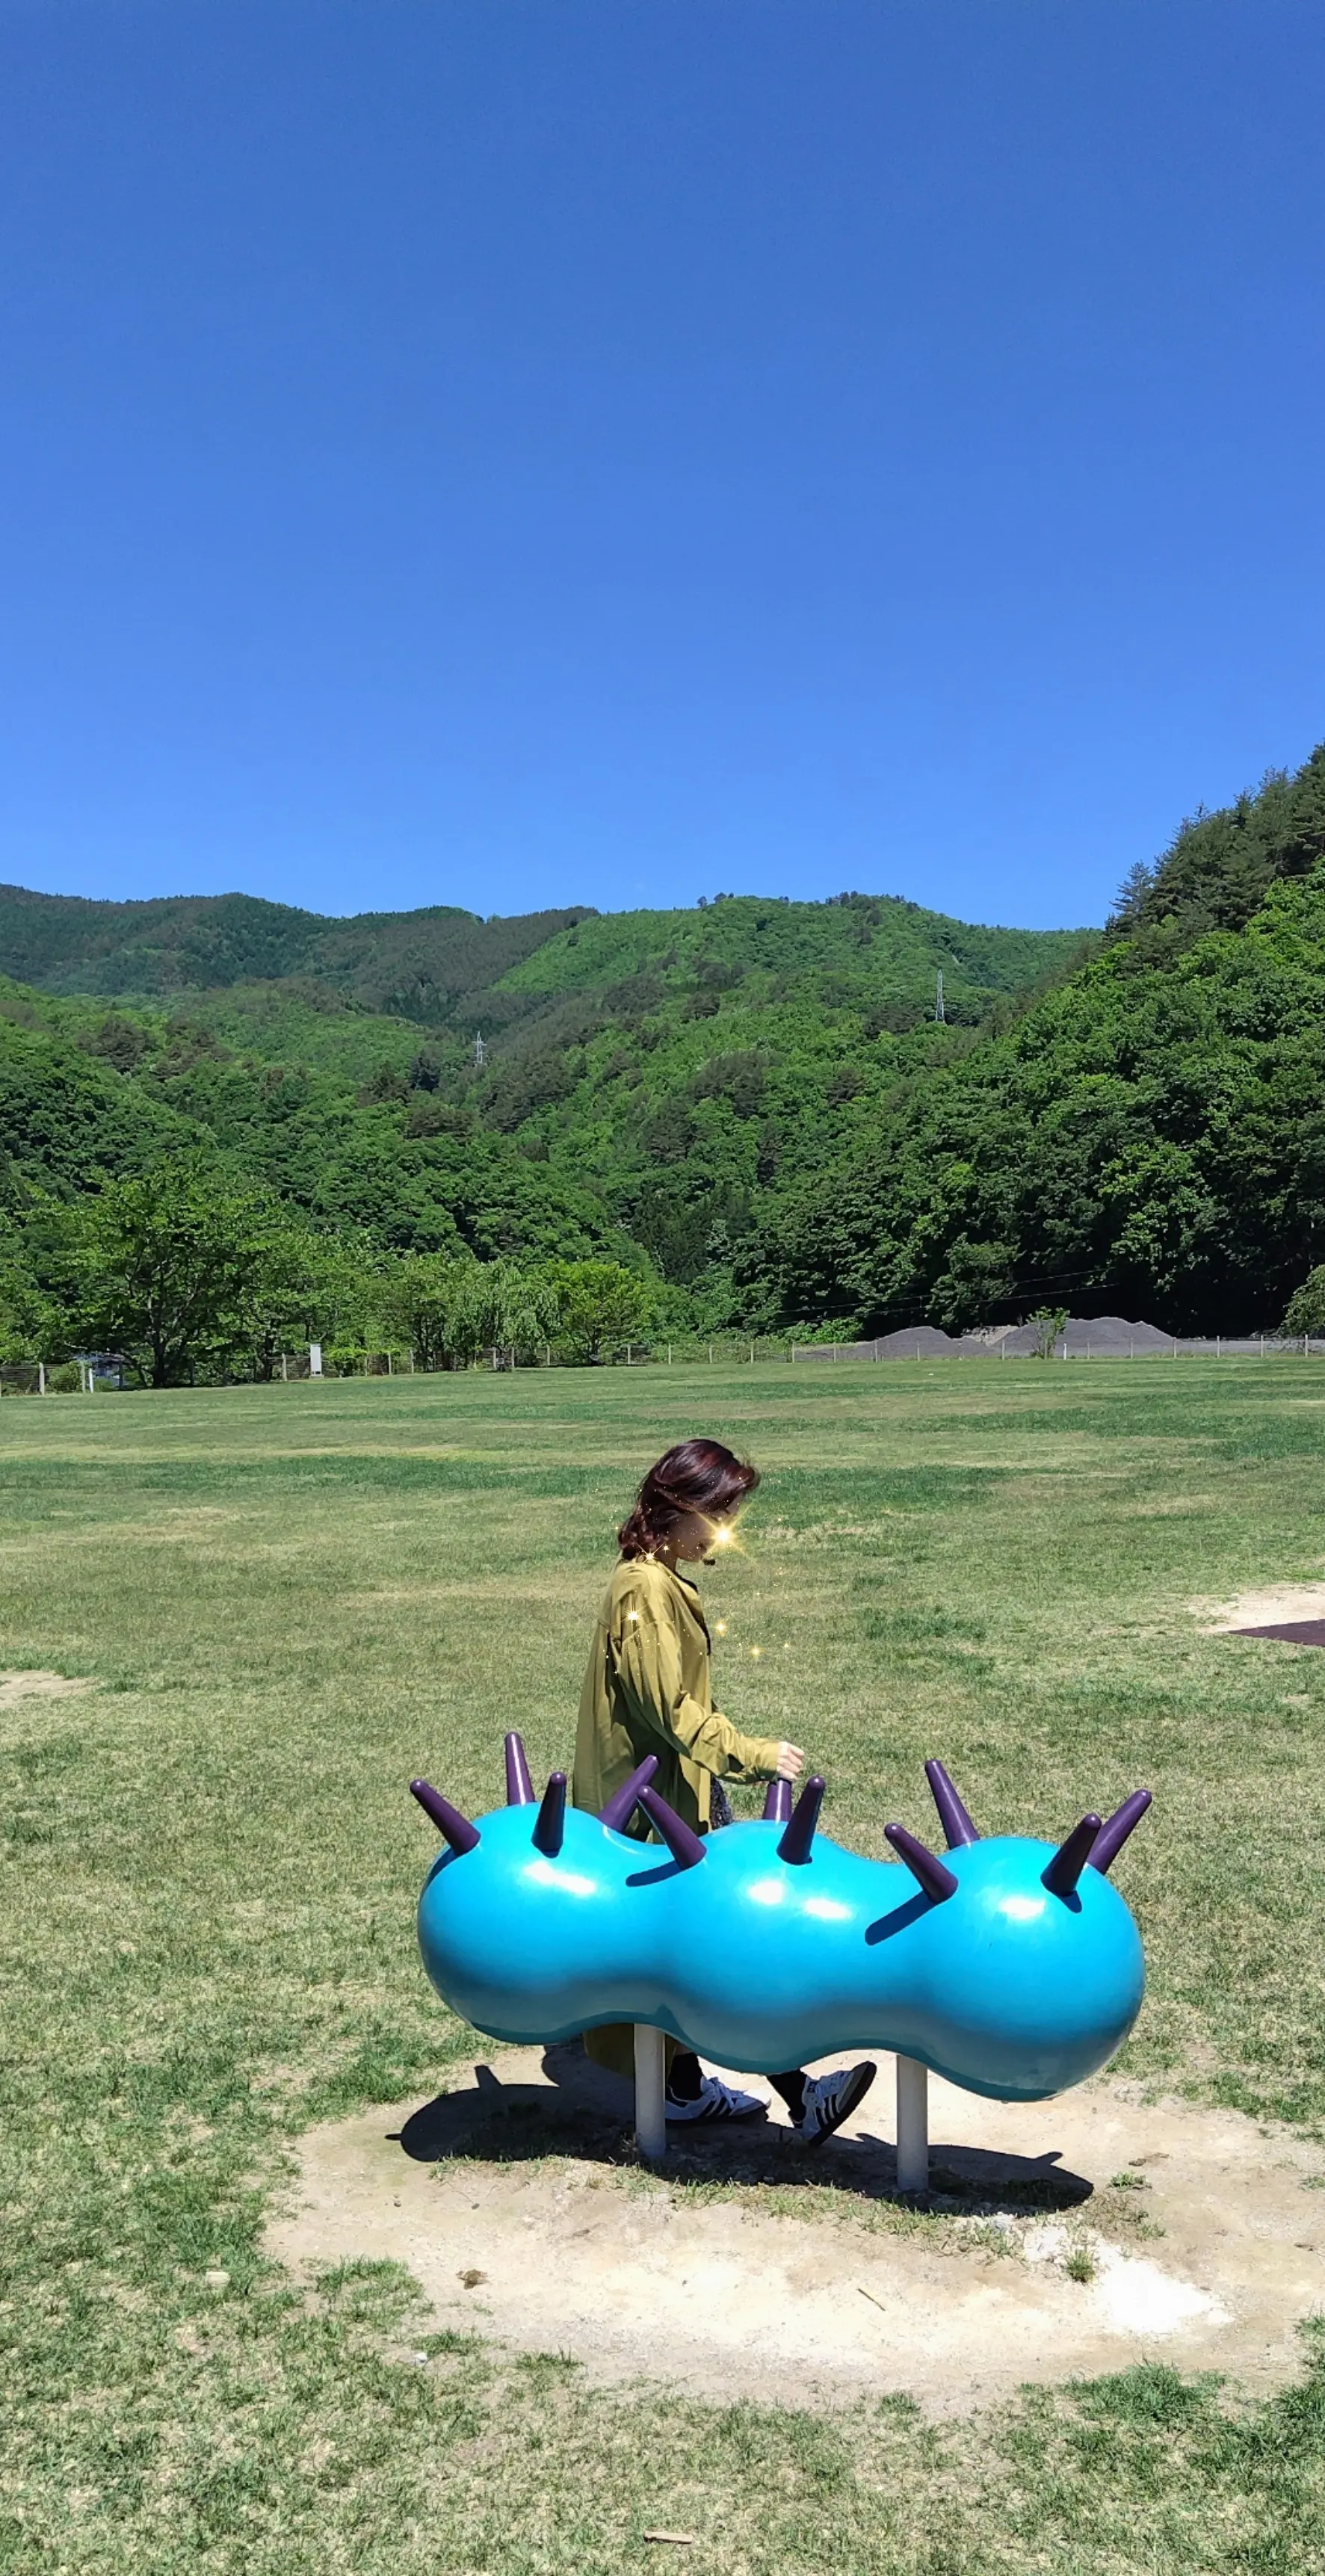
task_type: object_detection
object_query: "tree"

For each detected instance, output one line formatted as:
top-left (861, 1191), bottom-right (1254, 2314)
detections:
top-left (0, 1233), bottom-right (61, 1362)
top-left (454, 1258), bottom-right (560, 1364)
top-left (927, 1236), bottom-right (1017, 1332)
top-left (1029, 1306), bottom-right (1069, 1359)
top-left (379, 1253), bottom-right (478, 1369)
top-left (378, 1253), bottom-right (563, 1369)
top-left (1282, 1266), bottom-right (1325, 1341)
top-left (547, 1260), bottom-right (649, 1363)
top-left (69, 1159), bottom-right (281, 1386)
top-left (235, 1224), bottom-right (369, 1381)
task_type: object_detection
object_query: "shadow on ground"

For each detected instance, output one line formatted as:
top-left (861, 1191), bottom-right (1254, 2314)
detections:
top-left (389, 2040), bottom-right (1093, 2214)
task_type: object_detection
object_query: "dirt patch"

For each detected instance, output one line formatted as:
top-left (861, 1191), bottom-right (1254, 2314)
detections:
top-left (1197, 1580), bottom-right (1325, 1633)
top-left (266, 2044), bottom-right (1325, 2417)
top-left (0, 1670), bottom-right (95, 1706)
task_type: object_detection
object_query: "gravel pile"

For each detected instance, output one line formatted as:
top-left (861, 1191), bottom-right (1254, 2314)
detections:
top-left (791, 1316), bottom-right (1318, 1360)
top-left (997, 1315), bottom-right (1173, 1356)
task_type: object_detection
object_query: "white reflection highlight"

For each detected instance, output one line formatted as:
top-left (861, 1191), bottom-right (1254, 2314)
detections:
top-left (528, 1859), bottom-right (598, 1898)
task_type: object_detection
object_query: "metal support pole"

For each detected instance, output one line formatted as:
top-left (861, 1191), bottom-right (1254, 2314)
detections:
top-left (895, 2054), bottom-right (928, 2193)
top-left (634, 2024), bottom-right (667, 2163)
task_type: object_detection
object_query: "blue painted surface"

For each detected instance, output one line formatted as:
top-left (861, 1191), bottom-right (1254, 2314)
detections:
top-left (416, 1804), bottom-right (1145, 2102)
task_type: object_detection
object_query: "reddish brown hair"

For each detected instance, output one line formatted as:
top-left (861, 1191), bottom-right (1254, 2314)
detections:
top-left (617, 1439), bottom-right (759, 1560)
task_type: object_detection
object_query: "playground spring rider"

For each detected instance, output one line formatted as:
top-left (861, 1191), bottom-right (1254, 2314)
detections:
top-left (410, 1741), bottom-right (1150, 2184)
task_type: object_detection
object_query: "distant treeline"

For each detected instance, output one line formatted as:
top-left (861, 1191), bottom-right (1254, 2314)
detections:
top-left (1, 742), bottom-right (1324, 1371)
top-left (1, 1161), bottom-right (657, 1386)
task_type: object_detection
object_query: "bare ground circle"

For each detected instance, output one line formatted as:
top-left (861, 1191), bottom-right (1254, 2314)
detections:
top-left (265, 2044), bottom-right (1325, 2415)
top-left (0, 1670), bottom-right (95, 1706)
top-left (1196, 1579), bottom-right (1325, 1632)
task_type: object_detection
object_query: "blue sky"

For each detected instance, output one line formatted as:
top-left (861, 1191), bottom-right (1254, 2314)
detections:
top-left (0, 1), bottom-right (1321, 931)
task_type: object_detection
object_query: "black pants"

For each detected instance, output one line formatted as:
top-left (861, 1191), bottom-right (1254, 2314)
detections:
top-left (667, 2050), bottom-right (808, 2118)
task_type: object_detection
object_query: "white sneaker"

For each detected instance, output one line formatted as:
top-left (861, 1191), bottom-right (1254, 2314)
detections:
top-left (797, 2061), bottom-right (877, 2146)
top-left (664, 2075), bottom-right (766, 2124)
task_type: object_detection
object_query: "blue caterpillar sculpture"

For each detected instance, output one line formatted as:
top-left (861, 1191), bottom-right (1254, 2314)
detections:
top-left (411, 1744), bottom-right (1149, 2103)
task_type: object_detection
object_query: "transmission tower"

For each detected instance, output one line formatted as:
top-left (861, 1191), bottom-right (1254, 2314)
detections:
top-left (473, 1031), bottom-right (485, 1067)
top-left (934, 972), bottom-right (945, 1023)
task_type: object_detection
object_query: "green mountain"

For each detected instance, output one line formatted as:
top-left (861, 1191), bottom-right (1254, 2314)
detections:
top-left (751, 747), bottom-right (1325, 1336)
top-left (5, 747), bottom-right (1323, 1351)
top-left (0, 884), bottom-right (1090, 1288)
top-left (0, 878), bottom-right (1084, 1025)
top-left (0, 978), bottom-right (618, 1267)
top-left (0, 886), bottom-right (593, 1018)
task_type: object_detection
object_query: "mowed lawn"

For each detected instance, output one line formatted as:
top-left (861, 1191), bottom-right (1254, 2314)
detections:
top-left (2, 1359), bottom-right (1324, 2574)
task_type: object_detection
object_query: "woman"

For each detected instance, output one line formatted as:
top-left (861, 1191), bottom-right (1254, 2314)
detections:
top-left (572, 1437), bottom-right (876, 2143)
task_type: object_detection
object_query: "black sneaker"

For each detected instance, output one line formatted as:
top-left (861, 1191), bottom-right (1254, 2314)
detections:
top-left (797, 2061), bottom-right (877, 2146)
top-left (664, 2075), bottom-right (766, 2123)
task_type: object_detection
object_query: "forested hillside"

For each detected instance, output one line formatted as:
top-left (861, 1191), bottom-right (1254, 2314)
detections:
top-left (0, 980), bottom-right (615, 1264)
top-left (1, 744), bottom-right (1323, 1376)
top-left (1108, 741), bottom-right (1325, 951)
top-left (750, 746), bottom-right (1325, 1336)
top-left (0, 886), bottom-right (1087, 1313)
top-left (0, 886), bottom-right (593, 1019)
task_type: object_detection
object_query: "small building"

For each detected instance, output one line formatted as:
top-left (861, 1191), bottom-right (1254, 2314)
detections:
top-left (72, 1352), bottom-right (130, 1391)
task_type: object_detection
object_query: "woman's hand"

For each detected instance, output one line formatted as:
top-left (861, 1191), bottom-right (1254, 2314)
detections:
top-left (776, 1741), bottom-right (806, 1780)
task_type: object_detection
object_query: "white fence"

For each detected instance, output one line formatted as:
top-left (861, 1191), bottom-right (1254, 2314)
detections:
top-left (4, 1326), bottom-right (1324, 1394)
top-left (788, 1327), bottom-right (1325, 1362)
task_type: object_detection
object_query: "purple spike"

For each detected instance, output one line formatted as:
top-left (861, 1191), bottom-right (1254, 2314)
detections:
top-left (1043, 1814), bottom-right (1102, 1899)
top-left (504, 1732), bottom-right (535, 1806)
top-left (532, 1770), bottom-right (566, 1856)
top-left (777, 1776), bottom-right (825, 1866)
top-left (924, 1758), bottom-right (980, 1850)
top-left (636, 1783), bottom-right (707, 1871)
top-left (599, 1754), bottom-right (659, 1832)
top-left (410, 1778), bottom-right (481, 1855)
top-left (1090, 1789), bottom-right (1152, 1875)
top-left (763, 1778), bottom-right (793, 1824)
top-left (884, 1820), bottom-right (959, 1903)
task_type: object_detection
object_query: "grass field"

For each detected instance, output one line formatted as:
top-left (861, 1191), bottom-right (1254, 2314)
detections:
top-left (3, 1359), bottom-right (1325, 2573)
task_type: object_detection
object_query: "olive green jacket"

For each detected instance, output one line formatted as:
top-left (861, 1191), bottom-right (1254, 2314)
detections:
top-left (572, 1554), bottom-right (782, 1835)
